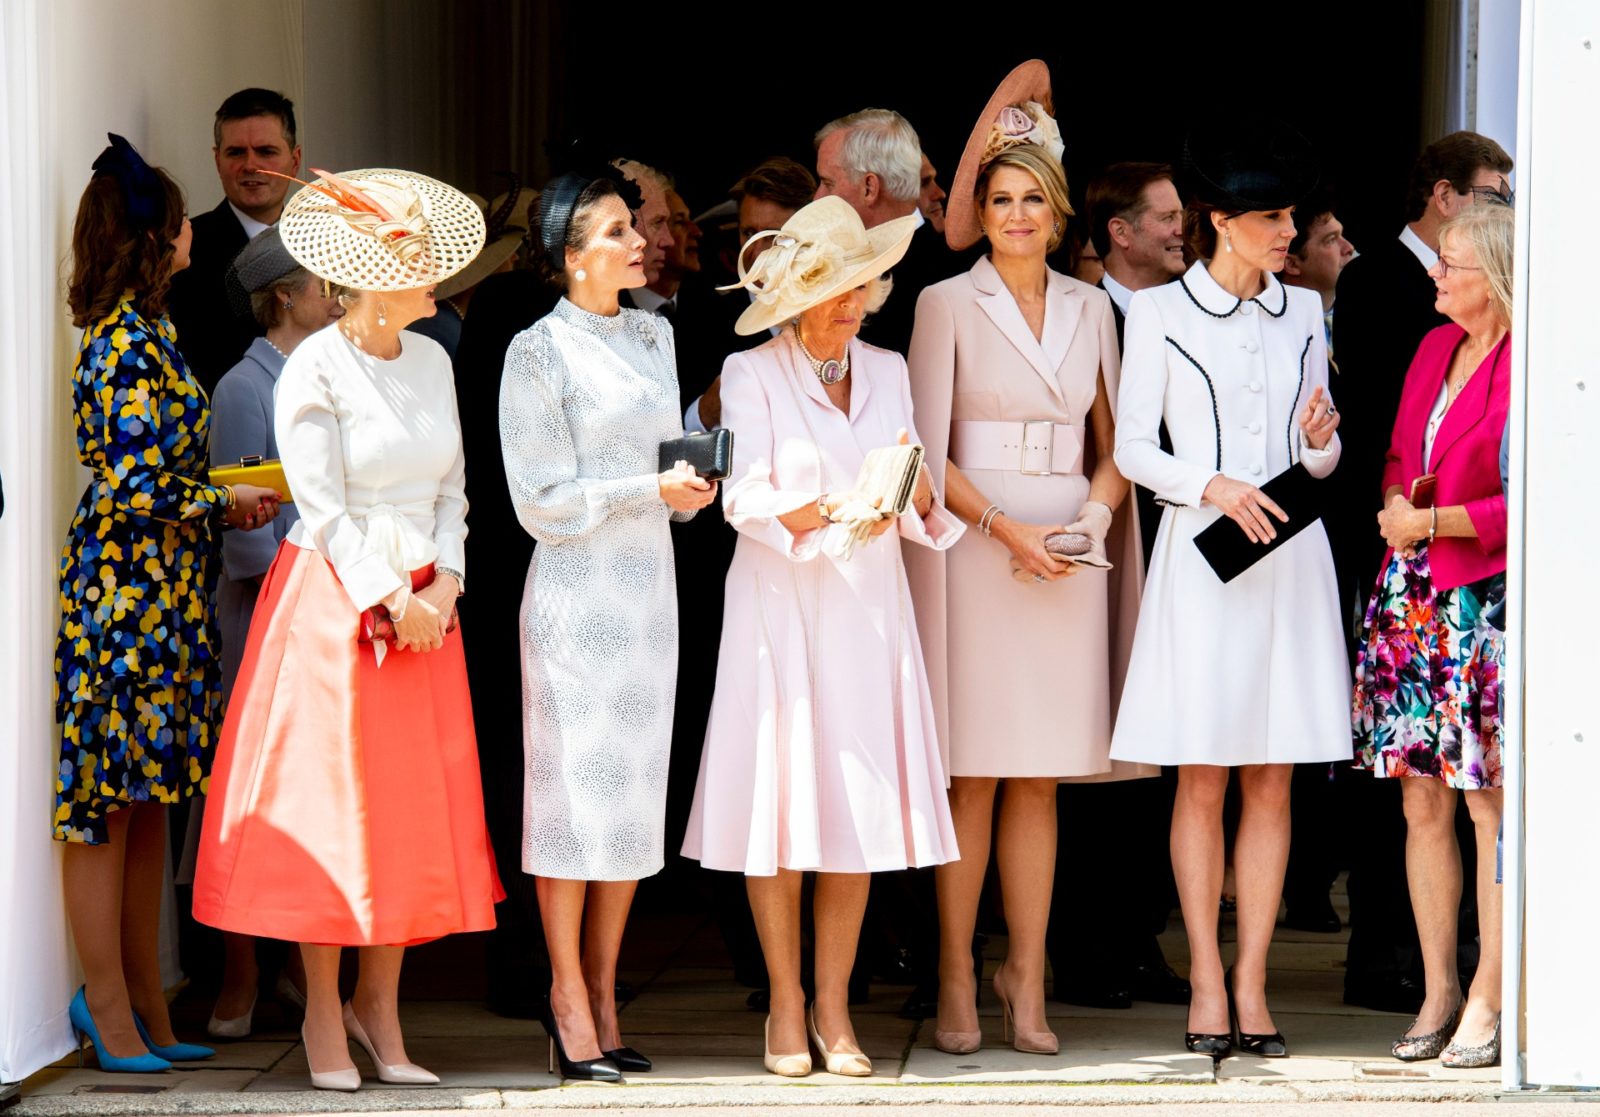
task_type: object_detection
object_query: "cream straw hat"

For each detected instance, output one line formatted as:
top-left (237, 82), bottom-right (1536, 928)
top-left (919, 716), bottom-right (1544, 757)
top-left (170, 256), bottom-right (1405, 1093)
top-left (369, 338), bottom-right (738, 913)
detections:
top-left (722, 196), bottom-right (916, 336)
top-left (277, 167), bottom-right (486, 292)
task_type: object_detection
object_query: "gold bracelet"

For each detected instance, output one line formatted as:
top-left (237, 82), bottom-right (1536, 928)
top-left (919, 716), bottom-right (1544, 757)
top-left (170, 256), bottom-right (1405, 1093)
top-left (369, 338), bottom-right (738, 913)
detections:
top-left (224, 485), bottom-right (237, 510)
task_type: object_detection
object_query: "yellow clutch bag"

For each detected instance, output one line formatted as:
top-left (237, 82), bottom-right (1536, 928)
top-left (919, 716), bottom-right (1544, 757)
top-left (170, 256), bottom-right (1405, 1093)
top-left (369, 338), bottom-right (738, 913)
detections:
top-left (209, 455), bottom-right (293, 503)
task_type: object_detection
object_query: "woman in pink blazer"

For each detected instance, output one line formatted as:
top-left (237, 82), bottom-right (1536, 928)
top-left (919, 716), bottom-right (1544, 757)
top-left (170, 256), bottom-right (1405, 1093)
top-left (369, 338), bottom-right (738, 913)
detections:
top-left (1352, 203), bottom-right (1512, 1069)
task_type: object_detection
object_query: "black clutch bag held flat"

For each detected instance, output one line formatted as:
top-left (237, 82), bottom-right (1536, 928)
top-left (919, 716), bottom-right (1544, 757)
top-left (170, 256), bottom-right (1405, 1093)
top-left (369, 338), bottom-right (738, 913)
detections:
top-left (1192, 463), bottom-right (1325, 583)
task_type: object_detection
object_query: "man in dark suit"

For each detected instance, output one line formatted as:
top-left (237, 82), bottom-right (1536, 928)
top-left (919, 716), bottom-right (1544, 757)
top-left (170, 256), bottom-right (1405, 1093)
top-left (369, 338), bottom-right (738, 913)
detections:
top-left (1332, 130), bottom-right (1512, 1015)
top-left (168, 89), bottom-right (301, 393)
top-left (1045, 163), bottom-right (1191, 1010)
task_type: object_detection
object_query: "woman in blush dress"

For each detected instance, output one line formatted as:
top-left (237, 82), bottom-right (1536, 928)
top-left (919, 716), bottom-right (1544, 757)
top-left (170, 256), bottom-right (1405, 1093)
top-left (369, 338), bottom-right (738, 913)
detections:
top-left (682, 196), bottom-right (963, 1079)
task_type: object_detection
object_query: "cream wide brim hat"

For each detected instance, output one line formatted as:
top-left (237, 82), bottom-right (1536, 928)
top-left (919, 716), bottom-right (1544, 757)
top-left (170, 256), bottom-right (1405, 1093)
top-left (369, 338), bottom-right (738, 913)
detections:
top-left (728, 195), bottom-right (917, 337)
top-left (945, 59), bottom-right (1057, 251)
top-left (279, 168), bottom-right (487, 293)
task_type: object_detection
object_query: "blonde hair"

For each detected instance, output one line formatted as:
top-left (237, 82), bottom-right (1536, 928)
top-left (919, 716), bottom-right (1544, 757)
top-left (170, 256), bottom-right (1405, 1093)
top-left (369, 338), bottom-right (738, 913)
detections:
top-left (975, 145), bottom-right (1074, 252)
top-left (1439, 204), bottom-right (1514, 326)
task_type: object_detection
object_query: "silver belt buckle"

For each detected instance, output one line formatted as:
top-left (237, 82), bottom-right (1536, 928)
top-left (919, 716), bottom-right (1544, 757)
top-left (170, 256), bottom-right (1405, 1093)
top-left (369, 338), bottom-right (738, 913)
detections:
top-left (1019, 420), bottom-right (1054, 476)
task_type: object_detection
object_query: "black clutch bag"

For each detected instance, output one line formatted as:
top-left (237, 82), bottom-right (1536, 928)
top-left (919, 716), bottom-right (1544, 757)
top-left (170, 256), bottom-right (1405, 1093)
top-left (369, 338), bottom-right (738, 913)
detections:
top-left (658, 429), bottom-right (734, 481)
top-left (1192, 463), bottom-right (1325, 583)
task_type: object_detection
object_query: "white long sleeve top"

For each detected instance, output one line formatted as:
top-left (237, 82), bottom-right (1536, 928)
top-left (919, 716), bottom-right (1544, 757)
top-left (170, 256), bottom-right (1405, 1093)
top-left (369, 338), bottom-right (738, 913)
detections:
top-left (275, 324), bottom-right (468, 612)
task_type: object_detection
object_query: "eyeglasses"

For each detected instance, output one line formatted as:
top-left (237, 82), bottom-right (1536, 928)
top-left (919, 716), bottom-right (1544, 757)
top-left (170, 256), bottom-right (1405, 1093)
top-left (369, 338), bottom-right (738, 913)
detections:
top-left (1469, 184), bottom-right (1514, 207)
top-left (1435, 256), bottom-right (1482, 278)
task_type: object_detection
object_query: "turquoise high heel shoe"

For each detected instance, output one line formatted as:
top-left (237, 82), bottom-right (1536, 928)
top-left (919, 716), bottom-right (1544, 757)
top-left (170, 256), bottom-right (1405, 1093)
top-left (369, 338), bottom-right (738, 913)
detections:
top-left (68, 987), bottom-right (171, 1073)
top-left (132, 1011), bottom-right (215, 1062)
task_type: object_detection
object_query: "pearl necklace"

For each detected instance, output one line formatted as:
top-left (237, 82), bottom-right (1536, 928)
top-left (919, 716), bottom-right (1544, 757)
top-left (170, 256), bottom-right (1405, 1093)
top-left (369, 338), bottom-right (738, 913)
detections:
top-left (264, 337), bottom-right (291, 360)
top-left (794, 324), bottom-right (849, 385)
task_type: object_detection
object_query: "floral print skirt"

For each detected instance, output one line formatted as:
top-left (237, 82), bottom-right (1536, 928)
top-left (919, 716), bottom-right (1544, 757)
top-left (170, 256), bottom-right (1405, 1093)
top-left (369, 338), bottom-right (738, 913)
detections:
top-left (1352, 546), bottom-right (1505, 789)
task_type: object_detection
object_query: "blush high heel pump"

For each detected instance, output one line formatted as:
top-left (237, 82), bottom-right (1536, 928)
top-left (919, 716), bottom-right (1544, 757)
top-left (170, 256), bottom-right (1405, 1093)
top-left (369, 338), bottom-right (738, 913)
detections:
top-left (206, 994), bottom-right (256, 1040)
top-left (342, 1003), bottom-right (439, 1085)
top-left (991, 964), bottom-right (1058, 1055)
top-left (302, 1026), bottom-right (360, 1092)
top-left (68, 987), bottom-right (171, 1074)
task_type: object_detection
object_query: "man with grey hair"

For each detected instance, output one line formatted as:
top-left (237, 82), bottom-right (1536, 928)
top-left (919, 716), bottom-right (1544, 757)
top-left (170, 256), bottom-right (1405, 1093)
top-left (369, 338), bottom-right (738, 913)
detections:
top-left (814, 108), bottom-right (923, 227)
top-left (811, 106), bottom-right (952, 357)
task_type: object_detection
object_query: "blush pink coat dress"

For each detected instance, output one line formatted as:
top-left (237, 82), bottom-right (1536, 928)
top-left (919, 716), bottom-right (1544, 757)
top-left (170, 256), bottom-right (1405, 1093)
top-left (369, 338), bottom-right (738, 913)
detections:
top-left (680, 331), bottom-right (964, 876)
top-left (905, 256), bottom-right (1153, 781)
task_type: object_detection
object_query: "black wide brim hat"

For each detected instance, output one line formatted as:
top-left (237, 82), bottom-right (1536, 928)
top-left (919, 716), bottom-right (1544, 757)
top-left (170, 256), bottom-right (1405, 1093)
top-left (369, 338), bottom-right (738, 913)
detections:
top-left (1181, 116), bottom-right (1320, 212)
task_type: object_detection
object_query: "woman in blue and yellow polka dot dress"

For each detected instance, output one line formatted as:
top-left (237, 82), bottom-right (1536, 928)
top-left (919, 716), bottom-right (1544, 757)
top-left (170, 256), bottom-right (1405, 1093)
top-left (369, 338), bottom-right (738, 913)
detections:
top-left (54, 134), bottom-right (279, 1072)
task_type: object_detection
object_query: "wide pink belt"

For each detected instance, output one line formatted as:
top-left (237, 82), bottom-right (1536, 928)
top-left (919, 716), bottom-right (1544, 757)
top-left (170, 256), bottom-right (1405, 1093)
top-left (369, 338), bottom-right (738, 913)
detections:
top-left (950, 420), bottom-right (1085, 476)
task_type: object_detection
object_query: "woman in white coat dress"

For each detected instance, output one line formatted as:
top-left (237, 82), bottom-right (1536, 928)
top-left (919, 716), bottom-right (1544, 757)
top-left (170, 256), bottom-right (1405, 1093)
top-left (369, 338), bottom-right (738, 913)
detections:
top-left (1108, 121), bottom-right (1349, 1060)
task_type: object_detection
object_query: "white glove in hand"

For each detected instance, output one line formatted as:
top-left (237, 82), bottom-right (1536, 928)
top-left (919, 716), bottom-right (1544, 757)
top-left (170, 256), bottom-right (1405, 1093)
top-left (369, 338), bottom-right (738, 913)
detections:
top-left (1061, 500), bottom-right (1114, 569)
top-left (825, 496), bottom-right (886, 561)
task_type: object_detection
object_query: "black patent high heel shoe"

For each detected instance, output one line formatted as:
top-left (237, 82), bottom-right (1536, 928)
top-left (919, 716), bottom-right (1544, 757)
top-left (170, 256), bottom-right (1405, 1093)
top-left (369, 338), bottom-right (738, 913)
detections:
top-left (603, 1046), bottom-right (651, 1072)
top-left (538, 1000), bottom-right (621, 1081)
top-left (1227, 967), bottom-right (1288, 1058)
top-left (1184, 977), bottom-right (1232, 1061)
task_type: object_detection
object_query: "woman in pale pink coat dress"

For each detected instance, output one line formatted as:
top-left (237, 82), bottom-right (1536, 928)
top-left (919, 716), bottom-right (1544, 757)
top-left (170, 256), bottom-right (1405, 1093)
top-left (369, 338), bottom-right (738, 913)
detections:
top-left (903, 63), bottom-right (1150, 1057)
top-left (682, 197), bottom-right (963, 1078)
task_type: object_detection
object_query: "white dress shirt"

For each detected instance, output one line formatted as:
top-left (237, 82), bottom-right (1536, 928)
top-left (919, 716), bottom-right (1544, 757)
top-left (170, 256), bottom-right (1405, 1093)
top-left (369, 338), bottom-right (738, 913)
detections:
top-left (1100, 271), bottom-right (1135, 317)
top-left (1399, 224), bottom-right (1438, 270)
top-left (229, 202), bottom-right (272, 241)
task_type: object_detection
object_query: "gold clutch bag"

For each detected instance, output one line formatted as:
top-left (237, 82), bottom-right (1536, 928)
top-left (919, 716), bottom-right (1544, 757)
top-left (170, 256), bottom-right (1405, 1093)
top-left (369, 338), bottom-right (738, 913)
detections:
top-left (852, 443), bottom-right (924, 516)
top-left (209, 455), bottom-right (293, 502)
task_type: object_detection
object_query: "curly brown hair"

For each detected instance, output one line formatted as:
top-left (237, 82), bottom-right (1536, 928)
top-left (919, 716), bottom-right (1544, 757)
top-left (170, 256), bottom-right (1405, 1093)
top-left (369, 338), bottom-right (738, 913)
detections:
top-left (68, 168), bottom-right (186, 328)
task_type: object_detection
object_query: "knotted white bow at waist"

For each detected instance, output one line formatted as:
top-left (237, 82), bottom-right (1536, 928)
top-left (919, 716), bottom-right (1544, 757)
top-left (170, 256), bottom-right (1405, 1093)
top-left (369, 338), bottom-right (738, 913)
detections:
top-left (350, 499), bottom-right (441, 581)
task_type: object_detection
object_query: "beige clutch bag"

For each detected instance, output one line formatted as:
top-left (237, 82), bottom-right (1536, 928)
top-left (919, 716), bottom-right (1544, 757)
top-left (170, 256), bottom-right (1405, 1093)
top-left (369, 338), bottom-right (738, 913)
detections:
top-left (209, 455), bottom-right (293, 502)
top-left (852, 443), bottom-right (924, 516)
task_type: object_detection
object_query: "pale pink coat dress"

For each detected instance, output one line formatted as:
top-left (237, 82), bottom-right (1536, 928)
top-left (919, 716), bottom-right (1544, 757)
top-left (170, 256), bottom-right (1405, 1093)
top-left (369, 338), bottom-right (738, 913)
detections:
top-left (905, 256), bottom-right (1154, 782)
top-left (680, 330), bottom-right (964, 875)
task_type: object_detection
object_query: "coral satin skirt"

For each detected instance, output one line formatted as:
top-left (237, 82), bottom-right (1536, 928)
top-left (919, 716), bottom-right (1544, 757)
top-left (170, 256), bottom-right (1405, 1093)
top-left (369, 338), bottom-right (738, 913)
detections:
top-left (193, 542), bottom-right (502, 946)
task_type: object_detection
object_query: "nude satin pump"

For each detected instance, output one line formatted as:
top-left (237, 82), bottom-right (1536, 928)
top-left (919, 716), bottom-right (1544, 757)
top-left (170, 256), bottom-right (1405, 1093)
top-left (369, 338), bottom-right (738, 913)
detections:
top-left (342, 1003), bottom-right (439, 1085)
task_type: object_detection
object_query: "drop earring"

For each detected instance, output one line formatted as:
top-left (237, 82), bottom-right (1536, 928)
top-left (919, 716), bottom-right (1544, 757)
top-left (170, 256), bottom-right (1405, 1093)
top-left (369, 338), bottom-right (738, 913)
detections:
top-left (377, 299), bottom-right (388, 326)
top-left (283, 295), bottom-right (293, 310)
top-left (1224, 231), bottom-right (1233, 253)
top-left (574, 267), bottom-right (588, 282)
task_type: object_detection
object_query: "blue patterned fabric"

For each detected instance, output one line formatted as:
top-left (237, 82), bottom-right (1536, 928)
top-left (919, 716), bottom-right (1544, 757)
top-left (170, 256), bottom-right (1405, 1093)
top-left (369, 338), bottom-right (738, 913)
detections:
top-left (53, 294), bottom-right (228, 842)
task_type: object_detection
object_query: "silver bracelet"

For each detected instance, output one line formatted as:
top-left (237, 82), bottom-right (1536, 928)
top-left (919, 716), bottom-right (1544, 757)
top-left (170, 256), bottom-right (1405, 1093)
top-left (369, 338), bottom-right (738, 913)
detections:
top-left (437, 565), bottom-right (465, 595)
top-left (979, 504), bottom-right (1003, 536)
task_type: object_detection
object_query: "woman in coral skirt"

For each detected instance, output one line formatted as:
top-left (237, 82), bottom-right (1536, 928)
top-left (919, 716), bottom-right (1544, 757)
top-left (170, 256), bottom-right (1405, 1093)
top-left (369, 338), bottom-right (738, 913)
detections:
top-left (194, 167), bottom-right (502, 1091)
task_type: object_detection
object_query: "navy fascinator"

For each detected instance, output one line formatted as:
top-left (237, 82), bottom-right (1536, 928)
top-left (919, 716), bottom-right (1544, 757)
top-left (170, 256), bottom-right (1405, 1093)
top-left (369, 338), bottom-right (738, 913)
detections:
top-left (91, 133), bottom-right (166, 230)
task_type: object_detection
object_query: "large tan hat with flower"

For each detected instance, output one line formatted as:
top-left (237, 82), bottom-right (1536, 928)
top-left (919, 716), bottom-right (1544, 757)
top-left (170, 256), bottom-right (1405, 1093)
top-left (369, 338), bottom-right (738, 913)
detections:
top-left (945, 60), bottom-right (1065, 251)
top-left (722, 196), bottom-right (917, 336)
top-left (436, 179), bottom-right (537, 299)
top-left (277, 167), bottom-right (486, 292)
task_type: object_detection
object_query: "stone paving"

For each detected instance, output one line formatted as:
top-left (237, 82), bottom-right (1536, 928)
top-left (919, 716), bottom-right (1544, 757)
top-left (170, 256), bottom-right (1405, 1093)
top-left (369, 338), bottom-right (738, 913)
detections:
top-left (11, 879), bottom-right (1522, 1113)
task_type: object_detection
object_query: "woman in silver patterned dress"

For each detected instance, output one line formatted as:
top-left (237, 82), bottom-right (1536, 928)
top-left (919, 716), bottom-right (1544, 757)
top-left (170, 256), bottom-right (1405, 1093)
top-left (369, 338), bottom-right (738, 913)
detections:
top-left (500, 171), bottom-right (717, 1079)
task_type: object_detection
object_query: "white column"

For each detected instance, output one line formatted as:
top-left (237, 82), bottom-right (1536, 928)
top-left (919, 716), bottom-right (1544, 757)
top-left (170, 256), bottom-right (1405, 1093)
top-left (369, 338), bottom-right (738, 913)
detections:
top-left (1510, 0), bottom-right (1600, 1090)
top-left (0, 0), bottom-right (76, 1083)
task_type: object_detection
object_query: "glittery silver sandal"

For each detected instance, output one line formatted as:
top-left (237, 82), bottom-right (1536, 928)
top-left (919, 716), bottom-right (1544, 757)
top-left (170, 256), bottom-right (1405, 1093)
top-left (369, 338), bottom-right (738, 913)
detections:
top-left (1440, 1018), bottom-right (1501, 1068)
top-left (1392, 999), bottom-right (1462, 1061)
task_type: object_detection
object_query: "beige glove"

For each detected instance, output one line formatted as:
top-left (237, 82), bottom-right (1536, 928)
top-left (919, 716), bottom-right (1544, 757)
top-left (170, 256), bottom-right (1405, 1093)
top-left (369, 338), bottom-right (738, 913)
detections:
top-left (1060, 500), bottom-right (1114, 569)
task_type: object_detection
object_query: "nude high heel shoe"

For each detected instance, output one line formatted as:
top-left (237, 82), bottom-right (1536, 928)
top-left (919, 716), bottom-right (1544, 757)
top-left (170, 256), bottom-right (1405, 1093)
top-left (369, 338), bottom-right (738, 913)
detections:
top-left (302, 1026), bottom-right (359, 1092)
top-left (992, 963), bottom-right (1058, 1056)
top-left (807, 1008), bottom-right (871, 1077)
top-left (342, 1003), bottom-right (439, 1085)
top-left (762, 1017), bottom-right (812, 1077)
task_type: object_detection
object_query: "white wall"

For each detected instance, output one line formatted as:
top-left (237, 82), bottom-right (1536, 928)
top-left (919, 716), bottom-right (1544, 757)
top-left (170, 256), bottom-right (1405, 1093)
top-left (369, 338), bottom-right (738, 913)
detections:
top-left (0, 0), bottom-right (305, 1083)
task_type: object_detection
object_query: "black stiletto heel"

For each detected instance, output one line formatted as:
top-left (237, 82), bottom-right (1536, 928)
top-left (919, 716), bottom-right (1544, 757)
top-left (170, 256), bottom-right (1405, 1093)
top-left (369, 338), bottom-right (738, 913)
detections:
top-left (1227, 967), bottom-right (1287, 1058)
top-left (538, 1000), bottom-right (621, 1081)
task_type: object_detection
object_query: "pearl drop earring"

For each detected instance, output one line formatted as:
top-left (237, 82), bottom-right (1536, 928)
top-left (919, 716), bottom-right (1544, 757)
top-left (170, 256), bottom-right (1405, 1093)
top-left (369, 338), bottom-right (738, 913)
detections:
top-left (574, 267), bottom-right (588, 282)
top-left (1224, 232), bottom-right (1233, 253)
top-left (377, 299), bottom-right (388, 326)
